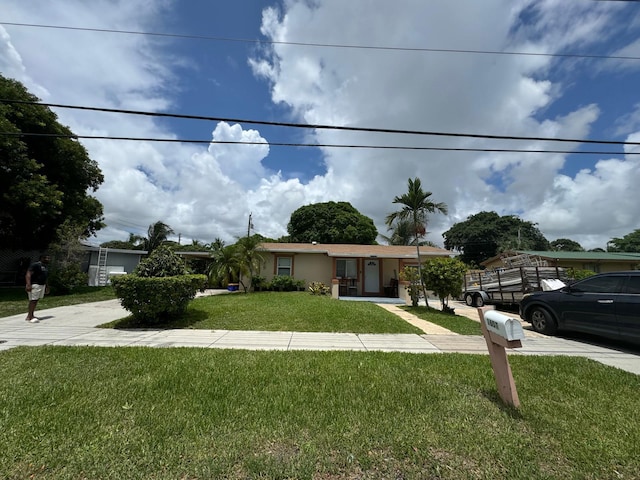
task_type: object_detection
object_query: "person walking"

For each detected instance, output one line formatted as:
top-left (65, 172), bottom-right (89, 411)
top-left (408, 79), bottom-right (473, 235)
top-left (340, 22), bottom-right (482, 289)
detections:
top-left (25, 254), bottom-right (50, 323)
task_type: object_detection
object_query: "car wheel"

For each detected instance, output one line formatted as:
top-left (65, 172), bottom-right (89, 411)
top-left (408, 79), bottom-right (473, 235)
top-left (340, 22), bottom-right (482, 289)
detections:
top-left (475, 294), bottom-right (484, 307)
top-left (464, 293), bottom-right (474, 306)
top-left (529, 307), bottom-right (557, 335)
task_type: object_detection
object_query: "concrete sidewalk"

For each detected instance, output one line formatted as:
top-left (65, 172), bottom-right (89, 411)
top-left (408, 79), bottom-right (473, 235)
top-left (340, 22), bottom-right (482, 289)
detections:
top-left (1, 298), bottom-right (639, 375)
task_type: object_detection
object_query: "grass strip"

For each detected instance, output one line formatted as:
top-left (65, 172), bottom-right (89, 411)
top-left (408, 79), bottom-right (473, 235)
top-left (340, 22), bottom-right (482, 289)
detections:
top-left (1, 347), bottom-right (638, 479)
top-left (403, 305), bottom-right (482, 335)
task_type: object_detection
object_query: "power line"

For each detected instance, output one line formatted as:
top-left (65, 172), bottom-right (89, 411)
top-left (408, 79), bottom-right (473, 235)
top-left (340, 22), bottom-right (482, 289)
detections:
top-left (1, 21), bottom-right (639, 62)
top-left (2, 99), bottom-right (638, 147)
top-left (1, 131), bottom-right (635, 155)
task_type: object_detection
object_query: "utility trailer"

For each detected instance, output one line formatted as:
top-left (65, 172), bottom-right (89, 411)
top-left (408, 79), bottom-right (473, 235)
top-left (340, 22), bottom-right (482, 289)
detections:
top-left (462, 254), bottom-right (569, 307)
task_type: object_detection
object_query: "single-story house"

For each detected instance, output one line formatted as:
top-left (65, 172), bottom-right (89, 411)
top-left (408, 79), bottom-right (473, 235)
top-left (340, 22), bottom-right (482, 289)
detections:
top-left (481, 250), bottom-right (640, 273)
top-left (0, 246), bottom-right (149, 287)
top-left (84, 247), bottom-right (213, 286)
top-left (257, 242), bottom-right (457, 299)
top-left (83, 246), bottom-right (149, 286)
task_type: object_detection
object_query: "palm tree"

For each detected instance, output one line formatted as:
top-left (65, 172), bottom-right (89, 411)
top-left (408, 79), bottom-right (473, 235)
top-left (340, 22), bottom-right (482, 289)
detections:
top-left (143, 221), bottom-right (175, 253)
top-left (127, 232), bottom-right (144, 248)
top-left (381, 218), bottom-right (420, 246)
top-left (385, 178), bottom-right (448, 307)
top-left (235, 235), bottom-right (265, 292)
top-left (210, 237), bottom-right (225, 253)
top-left (207, 244), bottom-right (241, 287)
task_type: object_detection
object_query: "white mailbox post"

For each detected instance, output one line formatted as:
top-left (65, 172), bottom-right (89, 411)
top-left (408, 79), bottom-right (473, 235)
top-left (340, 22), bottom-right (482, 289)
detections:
top-left (478, 307), bottom-right (524, 408)
top-left (484, 310), bottom-right (525, 342)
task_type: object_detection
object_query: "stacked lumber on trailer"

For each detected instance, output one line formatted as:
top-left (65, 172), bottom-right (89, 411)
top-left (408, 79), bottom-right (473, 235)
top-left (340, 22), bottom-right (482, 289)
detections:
top-left (500, 253), bottom-right (549, 268)
top-left (464, 266), bottom-right (568, 293)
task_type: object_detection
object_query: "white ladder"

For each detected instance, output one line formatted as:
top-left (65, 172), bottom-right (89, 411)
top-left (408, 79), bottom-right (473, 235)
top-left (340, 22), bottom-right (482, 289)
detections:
top-left (97, 247), bottom-right (109, 286)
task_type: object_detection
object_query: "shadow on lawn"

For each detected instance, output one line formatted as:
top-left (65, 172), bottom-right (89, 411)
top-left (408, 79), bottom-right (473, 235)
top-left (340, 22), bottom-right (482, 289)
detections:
top-left (112, 308), bottom-right (209, 330)
top-left (480, 388), bottom-right (524, 419)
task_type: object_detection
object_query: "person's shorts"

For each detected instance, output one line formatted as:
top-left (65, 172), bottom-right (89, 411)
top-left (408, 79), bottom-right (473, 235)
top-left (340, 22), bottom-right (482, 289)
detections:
top-left (28, 284), bottom-right (46, 301)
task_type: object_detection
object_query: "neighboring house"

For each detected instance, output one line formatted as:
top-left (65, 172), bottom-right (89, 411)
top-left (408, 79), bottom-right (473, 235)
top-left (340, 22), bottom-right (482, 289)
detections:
top-left (257, 242), bottom-right (456, 298)
top-left (481, 250), bottom-right (640, 273)
top-left (0, 249), bottom-right (43, 286)
top-left (85, 248), bottom-right (213, 286)
top-left (83, 246), bottom-right (148, 286)
top-left (1, 246), bottom-right (207, 287)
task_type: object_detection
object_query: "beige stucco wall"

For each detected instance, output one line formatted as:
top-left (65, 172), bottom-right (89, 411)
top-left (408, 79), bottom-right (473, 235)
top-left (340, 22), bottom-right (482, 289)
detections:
top-left (256, 251), bottom-right (448, 296)
top-left (382, 258), bottom-right (401, 284)
top-left (259, 252), bottom-right (333, 287)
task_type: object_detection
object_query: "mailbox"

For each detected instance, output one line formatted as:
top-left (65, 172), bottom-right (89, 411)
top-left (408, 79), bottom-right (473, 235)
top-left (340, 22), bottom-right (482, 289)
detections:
top-left (483, 310), bottom-right (525, 342)
top-left (478, 307), bottom-right (523, 408)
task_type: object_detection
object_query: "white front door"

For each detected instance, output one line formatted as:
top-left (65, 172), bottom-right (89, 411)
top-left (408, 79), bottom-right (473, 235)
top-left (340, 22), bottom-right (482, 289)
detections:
top-left (364, 259), bottom-right (380, 294)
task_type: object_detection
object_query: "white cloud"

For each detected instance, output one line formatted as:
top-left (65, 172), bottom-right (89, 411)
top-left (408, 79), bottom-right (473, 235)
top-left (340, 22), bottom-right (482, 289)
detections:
top-left (614, 103), bottom-right (640, 137)
top-left (2, 0), bottom-right (639, 251)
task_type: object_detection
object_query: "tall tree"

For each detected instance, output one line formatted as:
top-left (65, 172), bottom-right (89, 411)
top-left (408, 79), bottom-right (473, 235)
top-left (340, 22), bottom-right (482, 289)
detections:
top-left (235, 235), bottom-right (266, 292)
top-left (101, 233), bottom-right (145, 250)
top-left (143, 221), bottom-right (175, 253)
top-left (443, 211), bottom-right (550, 267)
top-left (608, 229), bottom-right (640, 252)
top-left (550, 238), bottom-right (584, 252)
top-left (287, 201), bottom-right (378, 244)
top-left (207, 244), bottom-right (241, 287)
top-left (47, 220), bottom-right (91, 293)
top-left (386, 178), bottom-right (448, 307)
top-left (210, 237), bottom-right (226, 254)
top-left (381, 218), bottom-right (419, 246)
top-left (1, 75), bottom-right (104, 249)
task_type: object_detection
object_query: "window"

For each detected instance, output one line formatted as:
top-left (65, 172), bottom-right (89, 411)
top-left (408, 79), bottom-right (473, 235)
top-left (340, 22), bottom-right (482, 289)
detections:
top-left (276, 256), bottom-right (292, 276)
top-left (336, 259), bottom-right (357, 278)
top-left (622, 275), bottom-right (640, 294)
top-left (572, 275), bottom-right (622, 294)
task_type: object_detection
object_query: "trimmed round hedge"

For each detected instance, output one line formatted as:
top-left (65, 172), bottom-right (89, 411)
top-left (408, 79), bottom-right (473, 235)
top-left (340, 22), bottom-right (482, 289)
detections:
top-left (111, 274), bottom-right (207, 324)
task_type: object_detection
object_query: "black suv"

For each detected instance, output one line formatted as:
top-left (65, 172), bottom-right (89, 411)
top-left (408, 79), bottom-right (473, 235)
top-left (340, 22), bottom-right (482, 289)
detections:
top-left (519, 271), bottom-right (640, 345)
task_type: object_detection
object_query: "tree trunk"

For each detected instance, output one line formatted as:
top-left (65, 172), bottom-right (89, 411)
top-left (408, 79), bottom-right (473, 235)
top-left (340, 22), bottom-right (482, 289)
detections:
top-left (415, 242), bottom-right (430, 308)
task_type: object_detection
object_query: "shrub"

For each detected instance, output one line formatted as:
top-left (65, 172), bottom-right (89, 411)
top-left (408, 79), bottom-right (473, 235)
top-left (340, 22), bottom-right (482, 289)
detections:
top-left (48, 264), bottom-right (89, 295)
top-left (111, 247), bottom-right (206, 324)
top-left (111, 274), bottom-right (206, 324)
top-left (269, 275), bottom-right (297, 291)
top-left (567, 268), bottom-right (596, 281)
top-left (422, 257), bottom-right (468, 311)
top-left (251, 275), bottom-right (267, 291)
top-left (134, 245), bottom-right (187, 277)
top-left (308, 281), bottom-right (331, 296)
top-left (400, 266), bottom-right (421, 307)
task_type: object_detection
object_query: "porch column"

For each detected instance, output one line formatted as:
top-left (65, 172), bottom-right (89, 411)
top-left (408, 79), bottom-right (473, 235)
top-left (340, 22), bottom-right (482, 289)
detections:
top-left (331, 278), bottom-right (340, 299)
top-left (399, 280), bottom-right (411, 305)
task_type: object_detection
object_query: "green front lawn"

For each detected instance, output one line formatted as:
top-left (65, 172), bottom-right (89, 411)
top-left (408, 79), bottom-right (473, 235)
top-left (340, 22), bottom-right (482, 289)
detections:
top-left (403, 305), bottom-right (483, 335)
top-left (0, 286), bottom-right (116, 318)
top-left (108, 292), bottom-right (423, 334)
top-left (1, 347), bottom-right (638, 479)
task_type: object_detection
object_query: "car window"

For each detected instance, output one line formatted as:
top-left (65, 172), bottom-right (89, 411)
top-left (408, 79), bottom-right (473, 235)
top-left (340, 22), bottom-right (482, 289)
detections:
top-left (571, 276), bottom-right (622, 294)
top-left (622, 275), bottom-right (640, 294)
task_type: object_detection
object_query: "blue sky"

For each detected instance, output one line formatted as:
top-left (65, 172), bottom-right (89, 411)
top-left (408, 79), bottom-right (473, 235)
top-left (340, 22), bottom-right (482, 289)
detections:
top-left (2, 0), bottom-right (640, 249)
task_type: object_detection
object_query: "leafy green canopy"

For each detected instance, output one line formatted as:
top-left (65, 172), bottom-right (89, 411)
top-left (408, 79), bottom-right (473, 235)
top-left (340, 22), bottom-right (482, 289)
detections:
top-left (0, 75), bottom-right (104, 249)
top-left (550, 238), bottom-right (584, 252)
top-left (134, 245), bottom-right (187, 277)
top-left (287, 201), bottom-right (378, 244)
top-left (422, 257), bottom-right (468, 311)
top-left (443, 211), bottom-right (550, 267)
top-left (608, 229), bottom-right (640, 253)
top-left (386, 177), bottom-right (448, 307)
